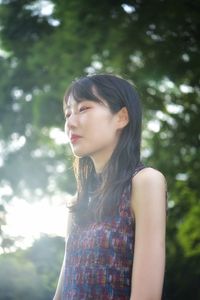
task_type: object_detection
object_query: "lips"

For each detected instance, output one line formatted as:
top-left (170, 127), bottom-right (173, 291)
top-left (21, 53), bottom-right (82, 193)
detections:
top-left (70, 134), bottom-right (82, 144)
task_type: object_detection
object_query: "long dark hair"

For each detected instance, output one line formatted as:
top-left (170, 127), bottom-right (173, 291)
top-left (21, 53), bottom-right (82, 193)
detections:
top-left (63, 74), bottom-right (143, 225)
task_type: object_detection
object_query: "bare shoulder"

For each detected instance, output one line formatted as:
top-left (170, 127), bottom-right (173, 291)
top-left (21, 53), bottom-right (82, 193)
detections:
top-left (66, 193), bottom-right (77, 207)
top-left (132, 167), bottom-right (167, 188)
top-left (65, 194), bottom-right (77, 235)
top-left (131, 167), bottom-right (167, 215)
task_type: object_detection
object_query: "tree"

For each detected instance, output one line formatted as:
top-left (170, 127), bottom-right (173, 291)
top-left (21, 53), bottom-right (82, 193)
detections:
top-left (0, 235), bottom-right (64, 300)
top-left (0, 0), bottom-right (199, 298)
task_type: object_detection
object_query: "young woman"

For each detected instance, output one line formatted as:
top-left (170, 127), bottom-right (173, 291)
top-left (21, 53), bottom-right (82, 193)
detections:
top-left (53, 74), bottom-right (167, 300)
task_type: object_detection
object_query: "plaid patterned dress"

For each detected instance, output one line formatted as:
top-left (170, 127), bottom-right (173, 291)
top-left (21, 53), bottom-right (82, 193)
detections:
top-left (62, 165), bottom-right (146, 300)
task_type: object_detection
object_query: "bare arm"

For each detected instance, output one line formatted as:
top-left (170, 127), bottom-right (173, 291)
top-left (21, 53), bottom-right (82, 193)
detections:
top-left (53, 250), bottom-right (66, 300)
top-left (53, 208), bottom-right (73, 300)
top-left (130, 167), bottom-right (167, 300)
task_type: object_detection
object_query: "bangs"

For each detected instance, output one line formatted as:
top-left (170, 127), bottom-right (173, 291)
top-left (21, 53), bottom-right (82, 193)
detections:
top-left (63, 77), bottom-right (102, 111)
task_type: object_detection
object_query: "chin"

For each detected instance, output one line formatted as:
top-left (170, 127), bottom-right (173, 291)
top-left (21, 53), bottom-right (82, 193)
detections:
top-left (72, 149), bottom-right (89, 158)
top-left (71, 145), bottom-right (95, 158)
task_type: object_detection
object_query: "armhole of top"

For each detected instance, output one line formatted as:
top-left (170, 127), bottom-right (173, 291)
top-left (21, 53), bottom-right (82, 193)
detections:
top-left (126, 163), bottom-right (147, 198)
top-left (132, 163), bottom-right (147, 178)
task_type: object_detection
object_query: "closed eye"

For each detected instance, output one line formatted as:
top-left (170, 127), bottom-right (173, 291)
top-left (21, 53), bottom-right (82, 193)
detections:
top-left (79, 106), bottom-right (90, 112)
top-left (64, 106), bottom-right (91, 119)
top-left (65, 112), bottom-right (71, 119)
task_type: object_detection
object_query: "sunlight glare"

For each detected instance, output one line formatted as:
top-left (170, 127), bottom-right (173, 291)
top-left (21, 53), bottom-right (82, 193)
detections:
top-left (49, 127), bottom-right (68, 144)
top-left (3, 196), bottom-right (68, 249)
top-left (147, 119), bottom-right (161, 132)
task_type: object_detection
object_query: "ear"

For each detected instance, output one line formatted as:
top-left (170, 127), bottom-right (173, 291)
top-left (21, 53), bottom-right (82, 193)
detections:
top-left (116, 107), bottom-right (129, 129)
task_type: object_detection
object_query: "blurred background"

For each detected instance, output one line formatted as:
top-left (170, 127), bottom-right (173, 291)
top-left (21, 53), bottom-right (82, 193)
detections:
top-left (0, 0), bottom-right (199, 299)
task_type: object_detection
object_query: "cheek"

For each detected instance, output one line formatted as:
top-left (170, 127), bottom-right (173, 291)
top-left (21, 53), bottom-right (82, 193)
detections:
top-left (91, 110), bottom-right (114, 126)
top-left (91, 117), bottom-right (117, 140)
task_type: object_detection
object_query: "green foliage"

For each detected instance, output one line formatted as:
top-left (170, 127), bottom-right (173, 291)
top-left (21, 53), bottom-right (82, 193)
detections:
top-left (0, 0), bottom-right (199, 299)
top-left (0, 252), bottom-right (45, 299)
top-left (0, 235), bottom-right (64, 300)
top-left (165, 254), bottom-right (200, 300)
top-left (178, 205), bottom-right (200, 257)
top-left (25, 235), bottom-right (65, 295)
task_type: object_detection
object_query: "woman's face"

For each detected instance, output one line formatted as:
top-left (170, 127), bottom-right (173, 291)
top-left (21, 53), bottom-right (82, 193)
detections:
top-left (64, 94), bottom-right (123, 165)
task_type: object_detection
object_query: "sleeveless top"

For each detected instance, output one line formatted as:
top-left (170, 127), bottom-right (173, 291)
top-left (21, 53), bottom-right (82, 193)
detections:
top-left (62, 164), bottom-right (146, 300)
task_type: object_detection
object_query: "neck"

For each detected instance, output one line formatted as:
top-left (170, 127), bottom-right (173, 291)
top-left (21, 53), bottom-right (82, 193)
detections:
top-left (90, 156), bottom-right (109, 174)
top-left (90, 146), bottom-right (116, 174)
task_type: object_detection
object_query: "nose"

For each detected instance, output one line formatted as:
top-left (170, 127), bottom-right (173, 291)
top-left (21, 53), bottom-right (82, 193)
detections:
top-left (65, 112), bottom-right (78, 133)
